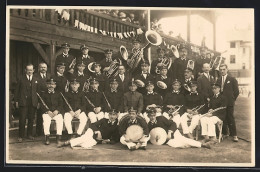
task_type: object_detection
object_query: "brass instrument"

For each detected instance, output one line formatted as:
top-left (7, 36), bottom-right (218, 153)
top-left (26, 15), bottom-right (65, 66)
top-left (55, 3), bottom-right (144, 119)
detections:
top-left (69, 58), bottom-right (77, 69)
top-left (168, 105), bottom-right (183, 117)
top-left (82, 77), bottom-right (91, 92)
top-left (199, 107), bottom-right (226, 119)
top-left (124, 30), bottom-right (162, 70)
top-left (87, 62), bottom-right (95, 73)
top-left (183, 83), bottom-right (191, 92)
top-left (119, 45), bottom-right (128, 61)
top-left (187, 59), bottom-right (195, 70)
top-left (170, 44), bottom-right (179, 58)
top-left (155, 57), bottom-right (172, 74)
top-left (105, 59), bottom-right (121, 78)
top-left (65, 80), bottom-right (70, 92)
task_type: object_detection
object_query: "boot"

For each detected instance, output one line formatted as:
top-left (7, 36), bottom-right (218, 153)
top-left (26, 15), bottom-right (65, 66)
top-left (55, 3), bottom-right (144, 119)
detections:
top-left (45, 135), bottom-right (50, 145)
top-left (67, 134), bottom-right (72, 140)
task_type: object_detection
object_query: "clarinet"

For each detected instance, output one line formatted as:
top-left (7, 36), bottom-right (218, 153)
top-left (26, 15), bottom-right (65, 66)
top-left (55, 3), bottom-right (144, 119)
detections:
top-left (199, 107), bottom-right (226, 119)
top-left (102, 92), bottom-right (112, 110)
top-left (60, 92), bottom-right (73, 112)
top-left (36, 92), bottom-right (49, 110)
top-left (84, 95), bottom-right (95, 108)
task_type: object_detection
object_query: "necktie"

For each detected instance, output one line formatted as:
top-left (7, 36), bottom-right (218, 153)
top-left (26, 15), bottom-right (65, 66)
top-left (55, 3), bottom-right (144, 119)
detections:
top-left (28, 75), bottom-right (31, 81)
top-left (43, 74), bottom-right (46, 79)
top-left (221, 76), bottom-right (225, 92)
top-left (120, 75), bottom-right (124, 81)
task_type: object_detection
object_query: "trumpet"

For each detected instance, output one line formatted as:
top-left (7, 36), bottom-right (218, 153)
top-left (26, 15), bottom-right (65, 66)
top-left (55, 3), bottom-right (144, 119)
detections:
top-left (168, 105), bottom-right (183, 117)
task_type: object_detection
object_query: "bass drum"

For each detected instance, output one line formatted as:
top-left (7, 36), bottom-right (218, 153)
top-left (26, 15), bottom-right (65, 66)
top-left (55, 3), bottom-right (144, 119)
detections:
top-left (149, 127), bottom-right (167, 145)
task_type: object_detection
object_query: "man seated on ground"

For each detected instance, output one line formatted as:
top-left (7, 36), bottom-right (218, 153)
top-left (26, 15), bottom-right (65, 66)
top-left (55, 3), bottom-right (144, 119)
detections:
top-left (119, 108), bottom-right (150, 151)
top-left (147, 108), bottom-right (211, 149)
top-left (200, 83), bottom-right (227, 144)
top-left (58, 109), bottom-right (119, 148)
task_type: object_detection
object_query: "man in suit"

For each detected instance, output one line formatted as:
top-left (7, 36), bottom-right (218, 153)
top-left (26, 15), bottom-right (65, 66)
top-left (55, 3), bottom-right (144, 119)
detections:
top-left (76, 44), bottom-right (95, 76)
top-left (90, 63), bottom-right (108, 92)
top-left (197, 63), bottom-right (215, 104)
top-left (195, 46), bottom-right (211, 79)
top-left (34, 62), bottom-right (51, 136)
top-left (216, 64), bottom-right (239, 142)
top-left (114, 65), bottom-right (132, 93)
top-left (14, 64), bottom-right (39, 142)
top-left (181, 67), bottom-right (195, 96)
top-left (55, 43), bottom-right (75, 77)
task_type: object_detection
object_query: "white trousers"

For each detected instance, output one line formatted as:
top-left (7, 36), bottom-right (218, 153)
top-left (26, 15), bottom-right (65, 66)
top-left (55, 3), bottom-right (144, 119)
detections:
top-left (64, 112), bottom-right (88, 135)
top-left (142, 112), bottom-right (162, 123)
top-left (70, 128), bottom-right (97, 148)
top-left (167, 129), bottom-right (201, 148)
top-left (200, 116), bottom-right (221, 137)
top-left (42, 113), bottom-right (63, 135)
top-left (162, 112), bottom-right (181, 128)
top-left (88, 111), bottom-right (105, 123)
top-left (120, 135), bottom-right (150, 149)
top-left (180, 113), bottom-right (200, 134)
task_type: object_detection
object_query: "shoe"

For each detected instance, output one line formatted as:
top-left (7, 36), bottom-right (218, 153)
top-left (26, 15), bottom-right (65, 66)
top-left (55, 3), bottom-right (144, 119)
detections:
top-left (71, 134), bottom-right (77, 139)
top-left (201, 138), bottom-right (210, 144)
top-left (201, 142), bottom-right (211, 149)
top-left (139, 146), bottom-right (146, 150)
top-left (67, 134), bottom-right (72, 140)
top-left (208, 138), bottom-right (218, 144)
top-left (233, 136), bottom-right (239, 142)
top-left (27, 135), bottom-right (35, 140)
top-left (45, 135), bottom-right (50, 145)
top-left (56, 135), bottom-right (62, 144)
top-left (57, 140), bottom-right (70, 148)
top-left (129, 146), bottom-right (136, 151)
top-left (17, 137), bottom-right (23, 143)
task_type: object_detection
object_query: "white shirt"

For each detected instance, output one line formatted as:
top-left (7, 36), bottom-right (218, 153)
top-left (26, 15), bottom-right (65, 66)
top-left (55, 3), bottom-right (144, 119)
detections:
top-left (26, 74), bottom-right (32, 81)
top-left (57, 72), bottom-right (63, 77)
top-left (119, 74), bottom-right (124, 81)
top-left (203, 72), bottom-right (210, 80)
top-left (78, 71), bottom-right (84, 76)
top-left (40, 72), bottom-right (46, 79)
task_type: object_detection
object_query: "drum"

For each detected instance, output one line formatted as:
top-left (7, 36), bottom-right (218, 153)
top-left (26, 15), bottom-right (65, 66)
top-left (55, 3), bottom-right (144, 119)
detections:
top-left (149, 127), bottom-right (167, 145)
top-left (126, 125), bottom-right (144, 142)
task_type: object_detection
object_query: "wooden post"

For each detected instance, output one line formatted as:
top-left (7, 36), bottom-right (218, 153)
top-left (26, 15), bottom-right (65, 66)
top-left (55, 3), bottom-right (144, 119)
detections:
top-left (187, 10), bottom-right (191, 43)
top-left (70, 9), bottom-right (75, 27)
top-left (32, 43), bottom-right (50, 65)
top-left (48, 41), bottom-right (56, 75)
top-left (50, 9), bottom-right (55, 24)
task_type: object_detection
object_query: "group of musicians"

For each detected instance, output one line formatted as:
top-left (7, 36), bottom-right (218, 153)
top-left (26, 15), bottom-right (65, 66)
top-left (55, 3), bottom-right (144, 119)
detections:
top-left (14, 33), bottom-right (240, 151)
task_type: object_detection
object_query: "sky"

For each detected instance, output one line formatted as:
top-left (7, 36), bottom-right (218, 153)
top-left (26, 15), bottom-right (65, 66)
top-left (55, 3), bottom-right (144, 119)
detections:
top-left (157, 9), bottom-right (254, 52)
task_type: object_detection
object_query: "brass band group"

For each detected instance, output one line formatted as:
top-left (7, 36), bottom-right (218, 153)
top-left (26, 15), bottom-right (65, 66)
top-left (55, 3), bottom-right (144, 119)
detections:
top-left (14, 30), bottom-right (240, 151)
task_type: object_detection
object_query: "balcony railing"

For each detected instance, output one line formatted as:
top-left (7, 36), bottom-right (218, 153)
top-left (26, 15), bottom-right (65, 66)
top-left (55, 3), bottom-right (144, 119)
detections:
top-left (10, 9), bottom-right (145, 41)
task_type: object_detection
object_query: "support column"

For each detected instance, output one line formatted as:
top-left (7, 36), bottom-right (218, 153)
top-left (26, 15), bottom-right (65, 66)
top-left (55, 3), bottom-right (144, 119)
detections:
top-left (48, 40), bottom-right (56, 75)
top-left (187, 10), bottom-right (191, 43)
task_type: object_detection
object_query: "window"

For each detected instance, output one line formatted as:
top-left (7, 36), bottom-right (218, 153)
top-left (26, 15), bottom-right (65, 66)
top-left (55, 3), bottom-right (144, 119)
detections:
top-left (230, 55), bottom-right (236, 64)
top-left (242, 63), bottom-right (246, 69)
top-left (230, 42), bottom-right (236, 48)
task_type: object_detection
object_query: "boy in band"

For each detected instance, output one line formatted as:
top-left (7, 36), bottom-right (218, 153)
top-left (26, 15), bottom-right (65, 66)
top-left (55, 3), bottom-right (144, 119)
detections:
top-left (180, 81), bottom-right (205, 139)
top-left (74, 61), bottom-right (90, 92)
top-left (58, 109), bottom-right (119, 148)
top-left (163, 79), bottom-right (185, 128)
top-left (154, 65), bottom-right (172, 98)
top-left (52, 62), bottom-right (69, 93)
top-left (119, 108), bottom-right (150, 150)
top-left (40, 78), bottom-right (64, 146)
top-left (181, 68), bottom-right (195, 96)
top-left (200, 83), bottom-right (227, 144)
top-left (85, 78), bottom-right (105, 123)
top-left (63, 78), bottom-right (88, 139)
top-left (100, 49), bottom-right (114, 72)
top-left (147, 109), bottom-right (210, 149)
top-left (142, 81), bottom-right (163, 123)
top-left (91, 63), bottom-right (108, 92)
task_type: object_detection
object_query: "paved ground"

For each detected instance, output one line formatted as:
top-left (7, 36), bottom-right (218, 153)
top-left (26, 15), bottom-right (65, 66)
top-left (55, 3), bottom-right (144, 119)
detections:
top-left (7, 97), bottom-right (253, 165)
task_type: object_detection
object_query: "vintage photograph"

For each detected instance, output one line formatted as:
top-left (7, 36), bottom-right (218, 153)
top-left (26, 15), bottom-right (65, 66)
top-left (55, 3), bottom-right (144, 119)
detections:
top-left (6, 6), bottom-right (254, 166)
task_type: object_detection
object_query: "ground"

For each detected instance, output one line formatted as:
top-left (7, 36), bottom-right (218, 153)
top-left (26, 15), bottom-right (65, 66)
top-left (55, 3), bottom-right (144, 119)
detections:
top-left (7, 97), bottom-right (253, 165)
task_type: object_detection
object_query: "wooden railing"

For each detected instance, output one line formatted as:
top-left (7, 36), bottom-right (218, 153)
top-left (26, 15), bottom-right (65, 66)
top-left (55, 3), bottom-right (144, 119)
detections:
top-left (10, 9), bottom-right (144, 41)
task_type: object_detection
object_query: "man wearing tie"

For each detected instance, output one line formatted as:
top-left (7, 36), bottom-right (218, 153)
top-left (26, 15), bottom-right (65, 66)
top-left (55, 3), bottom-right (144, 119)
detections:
top-left (217, 64), bottom-right (239, 142)
top-left (14, 64), bottom-right (38, 142)
top-left (197, 63), bottom-right (215, 104)
top-left (34, 62), bottom-right (50, 136)
top-left (114, 65), bottom-right (132, 93)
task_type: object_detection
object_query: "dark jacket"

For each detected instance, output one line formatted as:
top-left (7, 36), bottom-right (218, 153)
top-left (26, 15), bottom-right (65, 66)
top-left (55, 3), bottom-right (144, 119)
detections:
top-left (216, 75), bottom-right (239, 106)
top-left (171, 58), bottom-right (189, 81)
top-left (119, 117), bottom-right (149, 136)
top-left (185, 92), bottom-right (205, 113)
top-left (90, 118), bottom-right (119, 142)
top-left (51, 73), bottom-right (68, 93)
top-left (113, 72), bottom-right (132, 93)
top-left (134, 73), bottom-right (155, 95)
top-left (208, 93), bottom-right (227, 121)
top-left (85, 89), bottom-right (105, 112)
top-left (40, 91), bottom-right (64, 114)
top-left (55, 54), bottom-right (75, 72)
top-left (73, 72), bottom-right (90, 92)
top-left (91, 73), bottom-right (108, 92)
top-left (143, 92), bottom-right (163, 111)
top-left (14, 74), bottom-right (38, 107)
top-left (197, 74), bottom-right (214, 100)
top-left (163, 91), bottom-right (186, 115)
top-left (123, 91), bottom-right (143, 113)
top-left (148, 116), bottom-right (177, 133)
top-left (180, 77), bottom-right (195, 96)
top-left (64, 91), bottom-right (86, 113)
top-left (76, 55), bottom-right (95, 76)
top-left (104, 90), bottom-right (124, 112)
top-left (195, 57), bottom-right (211, 78)
top-left (34, 72), bottom-right (51, 94)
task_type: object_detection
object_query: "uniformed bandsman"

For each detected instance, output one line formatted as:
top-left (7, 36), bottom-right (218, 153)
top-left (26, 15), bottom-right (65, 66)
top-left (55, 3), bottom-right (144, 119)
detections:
top-left (200, 83), bottom-right (227, 144)
top-left (55, 43), bottom-right (75, 76)
top-left (74, 60), bottom-right (90, 92)
top-left (180, 81), bottom-right (205, 139)
top-left (114, 65), bottom-right (132, 93)
top-left (77, 44), bottom-right (95, 76)
top-left (52, 62), bottom-right (68, 93)
top-left (58, 109), bottom-right (119, 148)
top-left (90, 63), bottom-right (108, 92)
top-left (134, 61), bottom-right (155, 95)
top-left (39, 78), bottom-right (64, 146)
top-left (151, 48), bottom-right (172, 76)
top-left (100, 49), bottom-right (114, 73)
top-left (85, 78), bottom-right (105, 123)
top-left (163, 79), bottom-right (185, 128)
top-left (194, 46), bottom-right (211, 79)
top-left (63, 78), bottom-right (88, 139)
top-left (181, 67), bottom-right (195, 96)
top-left (119, 108), bottom-right (150, 150)
top-left (154, 65), bottom-right (172, 98)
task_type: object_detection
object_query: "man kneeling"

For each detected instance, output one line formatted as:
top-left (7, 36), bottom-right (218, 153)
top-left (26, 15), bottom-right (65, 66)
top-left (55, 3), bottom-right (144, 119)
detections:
top-left (58, 109), bottom-right (119, 148)
top-left (119, 108), bottom-right (150, 151)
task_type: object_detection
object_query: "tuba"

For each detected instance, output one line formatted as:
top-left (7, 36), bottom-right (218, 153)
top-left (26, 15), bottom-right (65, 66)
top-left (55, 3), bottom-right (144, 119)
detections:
top-left (126, 30), bottom-right (162, 70)
top-left (187, 60), bottom-right (195, 70)
top-left (119, 45), bottom-right (128, 61)
top-left (105, 59), bottom-right (122, 78)
top-left (170, 44), bottom-right (180, 58)
top-left (155, 57), bottom-right (172, 74)
top-left (88, 62), bottom-right (95, 73)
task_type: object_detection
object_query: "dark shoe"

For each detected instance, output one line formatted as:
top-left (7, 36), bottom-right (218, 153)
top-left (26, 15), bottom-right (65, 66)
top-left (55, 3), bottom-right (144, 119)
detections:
top-left (129, 146), bottom-right (136, 151)
top-left (71, 134), bottom-right (77, 139)
top-left (233, 136), bottom-right (239, 142)
top-left (201, 142), bottom-right (211, 149)
top-left (75, 134), bottom-right (81, 138)
top-left (139, 146), bottom-right (146, 150)
top-left (17, 137), bottom-right (23, 143)
top-left (201, 138), bottom-right (210, 144)
top-left (56, 135), bottom-right (62, 144)
top-left (208, 138), bottom-right (218, 144)
top-left (57, 140), bottom-right (70, 148)
top-left (67, 134), bottom-right (72, 140)
top-left (27, 135), bottom-right (35, 140)
top-left (45, 135), bottom-right (50, 145)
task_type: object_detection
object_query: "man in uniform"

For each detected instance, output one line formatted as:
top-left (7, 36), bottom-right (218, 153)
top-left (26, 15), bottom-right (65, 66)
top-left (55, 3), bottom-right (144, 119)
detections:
top-left (216, 64), bottom-right (239, 142)
top-left (85, 78), bottom-right (105, 123)
top-left (77, 44), bottom-right (95, 76)
top-left (195, 46), bottom-right (211, 79)
top-left (74, 61), bottom-right (90, 92)
top-left (200, 83), bottom-right (227, 144)
top-left (154, 65), bottom-right (172, 98)
top-left (180, 81), bottom-right (205, 139)
top-left (63, 78), bottom-right (88, 139)
top-left (14, 64), bottom-right (38, 142)
top-left (114, 65), bottom-right (132, 93)
top-left (171, 43), bottom-right (190, 81)
top-left (151, 48), bottom-right (172, 76)
top-left (39, 78), bottom-right (64, 146)
top-left (181, 67), bottom-right (195, 96)
top-left (134, 61), bottom-right (155, 95)
top-left (119, 108), bottom-right (150, 150)
top-left (52, 62), bottom-right (68, 93)
top-left (58, 109), bottom-right (119, 148)
top-left (34, 62), bottom-right (51, 136)
top-left (163, 79), bottom-right (185, 128)
top-left (55, 43), bottom-right (75, 77)
top-left (90, 63), bottom-right (108, 92)
top-left (100, 49), bottom-right (114, 73)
